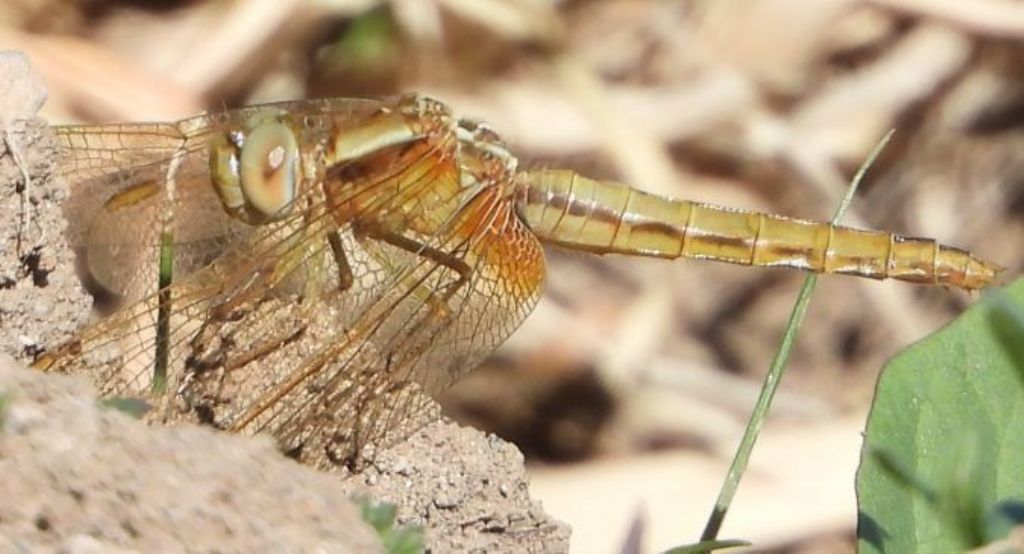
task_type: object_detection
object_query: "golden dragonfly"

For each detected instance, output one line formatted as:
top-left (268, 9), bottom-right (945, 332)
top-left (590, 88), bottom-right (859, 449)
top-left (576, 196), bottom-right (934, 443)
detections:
top-left (32, 94), bottom-right (1000, 468)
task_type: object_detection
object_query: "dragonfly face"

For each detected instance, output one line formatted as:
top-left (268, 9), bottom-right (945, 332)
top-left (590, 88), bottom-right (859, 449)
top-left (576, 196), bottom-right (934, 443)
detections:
top-left (32, 93), bottom-right (1000, 467)
top-left (208, 109), bottom-right (300, 224)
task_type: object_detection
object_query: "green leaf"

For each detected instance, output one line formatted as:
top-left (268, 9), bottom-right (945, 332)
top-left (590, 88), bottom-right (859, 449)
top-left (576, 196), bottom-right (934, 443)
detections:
top-left (857, 278), bottom-right (1024, 553)
top-left (381, 524), bottom-right (425, 554)
top-left (356, 496), bottom-right (425, 554)
top-left (357, 496), bottom-right (398, 534)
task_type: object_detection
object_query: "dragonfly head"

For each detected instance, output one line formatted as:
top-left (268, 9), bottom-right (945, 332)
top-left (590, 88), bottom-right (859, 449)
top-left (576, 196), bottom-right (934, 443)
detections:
top-left (210, 111), bottom-right (300, 224)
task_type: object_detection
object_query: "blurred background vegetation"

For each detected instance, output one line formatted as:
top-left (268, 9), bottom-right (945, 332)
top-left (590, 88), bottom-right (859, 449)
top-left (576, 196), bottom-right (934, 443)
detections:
top-left (3, 0), bottom-right (1023, 551)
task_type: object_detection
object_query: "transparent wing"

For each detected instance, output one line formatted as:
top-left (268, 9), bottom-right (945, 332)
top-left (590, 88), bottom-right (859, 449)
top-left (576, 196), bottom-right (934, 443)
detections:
top-left (238, 178), bottom-right (546, 467)
top-left (55, 120), bottom-right (253, 303)
top-left (54, 98), bottom-right (396, 304)
top-left (37, 103), bottom-right (546, 467)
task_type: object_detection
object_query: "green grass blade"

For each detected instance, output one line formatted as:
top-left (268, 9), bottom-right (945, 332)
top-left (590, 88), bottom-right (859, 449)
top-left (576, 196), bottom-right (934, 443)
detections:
top-left (698, 130), bottom-right (894, 542)
top-left (153, 229), bottom-right (173, 394)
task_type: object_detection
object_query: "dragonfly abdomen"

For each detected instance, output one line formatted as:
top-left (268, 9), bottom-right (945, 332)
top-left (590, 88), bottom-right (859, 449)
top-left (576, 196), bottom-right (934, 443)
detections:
top-left (515, 169), bottom-right (999, 290)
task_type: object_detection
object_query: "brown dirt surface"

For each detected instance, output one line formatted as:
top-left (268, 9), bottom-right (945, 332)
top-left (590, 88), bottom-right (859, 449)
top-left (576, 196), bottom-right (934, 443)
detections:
top-left (0, 51), bottom-right (569, 554)
top-left (0, 354), bottom-right (385, 553)
top-left (344, 421), bottom-right (570, 553)
top-left (0, 51), bottom-right (91, 363)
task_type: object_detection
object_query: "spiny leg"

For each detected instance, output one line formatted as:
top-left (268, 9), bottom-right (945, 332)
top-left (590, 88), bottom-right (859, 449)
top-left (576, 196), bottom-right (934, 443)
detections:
top-left (360, 225), bottom-right (473, 322)
top-left (184, 261), bottom-right (306, 381)
top-left (328, 231), bottom-right (355, 293)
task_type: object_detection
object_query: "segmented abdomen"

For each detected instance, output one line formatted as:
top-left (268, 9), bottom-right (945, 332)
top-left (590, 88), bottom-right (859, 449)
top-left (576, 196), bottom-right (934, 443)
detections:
top-left (515, 169), bottom-right (999, 290)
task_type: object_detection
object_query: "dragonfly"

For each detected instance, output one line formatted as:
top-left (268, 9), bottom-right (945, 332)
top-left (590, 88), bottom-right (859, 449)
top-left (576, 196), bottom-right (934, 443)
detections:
top-left (30, 94), bottom-right (1000, 468)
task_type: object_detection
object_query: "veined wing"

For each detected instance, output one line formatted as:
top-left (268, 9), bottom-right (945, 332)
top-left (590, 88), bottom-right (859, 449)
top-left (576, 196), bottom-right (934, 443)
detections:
top-left (239, 176), bottom-right (545, 467)
top-left (53, 97), bottom-right (386, 304)
top-left (37, 95), bottom-right (547, 467)
top-left (56, 119), bottom-right (251, 303)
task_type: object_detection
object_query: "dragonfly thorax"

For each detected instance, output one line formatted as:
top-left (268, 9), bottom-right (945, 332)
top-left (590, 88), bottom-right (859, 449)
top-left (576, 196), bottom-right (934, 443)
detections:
top-left (322, 95), bottom-right (522, 238)
top-left (210, 114), bottom-right (301, 224)
top-left (455, 119), bottom-right (519, 201)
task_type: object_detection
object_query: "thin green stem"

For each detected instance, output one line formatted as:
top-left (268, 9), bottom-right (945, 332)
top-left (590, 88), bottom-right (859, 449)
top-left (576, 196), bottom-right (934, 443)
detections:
top-left (699, 130), bottom-right (894, 542)
top-left (153, 230), bottom-right (173, 394)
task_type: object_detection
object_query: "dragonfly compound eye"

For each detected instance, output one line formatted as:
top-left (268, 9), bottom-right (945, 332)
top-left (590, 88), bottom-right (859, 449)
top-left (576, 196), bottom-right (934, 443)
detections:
top-left (211, 138), bottom-right (245, 215)
top-left (239, 122), bottom-right (299, 219)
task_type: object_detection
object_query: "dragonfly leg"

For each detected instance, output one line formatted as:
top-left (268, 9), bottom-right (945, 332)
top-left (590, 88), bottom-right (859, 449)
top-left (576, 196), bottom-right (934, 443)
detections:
top-left (364, 228), bottom-right (473, 321)
top-left (189, 300), bottom-right (310, 375)
top-left (327, 231), bottom-right (355, 292)
top-left (186, 321), bottom-right (231, 372)
top-left (184, 310), bottom-right (309, 425)
top-left (185, 261), bottom-right (306, 376)
top-left (325, 356), bottom-right (416, 468)
top-left (224, 325), bottom-right (307, 372)
top-left (184, 268), bottom-right (274, 372)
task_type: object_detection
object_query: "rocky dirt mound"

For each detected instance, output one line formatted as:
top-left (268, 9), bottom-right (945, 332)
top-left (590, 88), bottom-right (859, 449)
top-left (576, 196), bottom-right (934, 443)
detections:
top-left (349, 421), bottom-right (570, 553)
top-left (0, 355), bottom-right (570, 553)
top-left (0, 354), bottom-right (385, 553)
